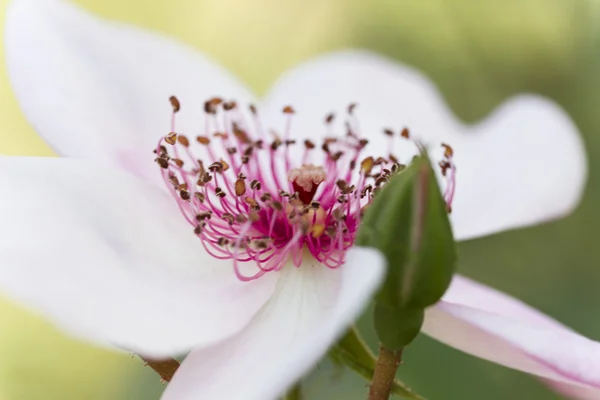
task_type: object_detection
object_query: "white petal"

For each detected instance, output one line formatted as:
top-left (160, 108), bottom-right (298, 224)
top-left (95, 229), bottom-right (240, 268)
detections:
top-left (0, 156), bottom-right (276, 357)
top-left (262, 50), bottom-right (587, 240)
top-left (6, 0), bottom-right (254, 181)
top-left (422, 275), bottom-right (600, 391)
top-left (544, 379), bottom-right (600, 400)
top-left (162, 247), bottom-right (384, 400)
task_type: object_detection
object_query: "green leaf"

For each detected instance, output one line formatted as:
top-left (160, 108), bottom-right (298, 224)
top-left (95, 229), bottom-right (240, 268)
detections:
top-left (356, 154), bottom-right (457, 348)
top-left (329, 327), bottom-right (426, 400)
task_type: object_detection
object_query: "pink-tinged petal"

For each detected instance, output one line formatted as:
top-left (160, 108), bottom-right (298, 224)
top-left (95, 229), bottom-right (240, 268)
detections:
top-left (262, 50), bottom-right (587, 240)
top-left (0, 156), bottom-right (276, 357)
top-left (5, 0), bottom-right (254, 181)
top-left (162, 247), bottom-right (384, 400)
top-left (422, 275), bottom-right (600, 391)
top-left (544, 379), bottom-right (600, 400)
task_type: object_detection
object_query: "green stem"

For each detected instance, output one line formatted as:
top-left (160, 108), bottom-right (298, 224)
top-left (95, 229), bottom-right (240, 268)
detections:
top-left (368, 346), bottom-right (403, 400)
top-left (329, 326), bottom-right (424, 399)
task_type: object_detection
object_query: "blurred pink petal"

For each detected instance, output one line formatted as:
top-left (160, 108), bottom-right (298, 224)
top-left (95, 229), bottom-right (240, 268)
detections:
top-left (423, 276), bottom-right (600, 392)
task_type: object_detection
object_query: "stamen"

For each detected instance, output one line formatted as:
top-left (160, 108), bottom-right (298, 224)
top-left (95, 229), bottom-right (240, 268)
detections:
top-left (155, 96), bottom-right (457, 281)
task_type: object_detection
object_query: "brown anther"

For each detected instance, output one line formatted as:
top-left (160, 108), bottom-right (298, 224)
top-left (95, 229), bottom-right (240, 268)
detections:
top-left (165, 132), bottom-right (177, 145)
top-left (235, 179), bottom-right (246, 196)
top-left (249, 104), bottom-right (257, 114)
top-left (217, 237), bottom-right (230, 247)
top-left (208, 162), bottom-right (224, 173)
top-left (194, 225), bottom-right (203, 235)
top-left (153, 145), bottom-right (167, 155)
top-left (156, 158), bottom-right (169, 169)
top-left (332, 207), bottom-right (344, 221)
top-left (325, 113), bottom-right (335, 124)
top-left (325, 226), bottom-right (337, 237)
top-left (227, 147), bottom-right (238, 155)
top-left (241, 156), bottom-right (250, 164)
top-left (331, 151), bottom-right (343, 161)
top-left (271, 139), bottom-right (282, 151)
top-left (270, 200), bottom-right (283, 211)
top-left (214, 132), bottom-right (228, 139)
top-left (179, 190), bottom-right (190, 201)
top-left (304, 140), bottom-right (315, 149)
top-left (278, 190), bottom-right (290, 197)
top-left (169, 96), bottom-right (180, 113)
top-left (194, 192), bottom-right (206, 202)
top-left (347, 103), bottom-right (357, 114)
top-left (204, 97), bottom-right (223, 114)
top-left (442, 143), bottom-right (454, 158)
top-left (360, 157), bottom-right (374, 175)
top-left (220, 159), bottom-right (230, 172)
top-left (285, 139), bottom-right (296, 146)
top-left (222, 101), bottom-right (237, 111)
top-left (336, 179), bottom-right (348, 191)
top-left (439, 160), bottom-right (451, 176)
top-left (374, 157), bottom-right (387, 165)
top-left (349, 160), bottom-right (357, 170)
top-left (310, 201), bottom-right (320, 209)
top-left (248, 211), bottom-right (260, 222)
top-left (196, 211), bottom-right (212, 221)
top-left (215, 187), bottom-right (226, 198)
top-left (361, 184), bottom-right (373, 198)
top-left (321, 142), bottom-right (330, 153)
top-left (245, 197), bottom-right (259, 208)
top-left (375, 176), bottom-right (389, 187)
top-left (311, 223), bottom-right (326, 238)
top-left (389, 154), bottom-right (399, 163)
top-left (244, 146), bottom-right (254, 157)
top-left (233, 123), bottom-right (251, 144)
top-left (282, 105), bottom-right (295, 114)
top-left (260, 193), bottom-right (272, 202)
top-left (337, 195), bottom-right (347, 203)
top-left (172, 158), bottom-right (184, 168)
top-left (177, 135), bottom-right (190, 147)
top-left (254, 140), bottom-right (264, 149)
top-left (235, 214), bottom-right (248, 224)
top-left (238, 172), bottom-right (247, 179)
top-left (196, 136), bottom-right (211, 145)
top-left (177, 183), bottom-right (188, 191)
top-left (168, 175), bottom-right (179, 187)
top-left (254, 239), bottom-right (269, 250)
top-left (358, 138), bottom-right (369, 148)
top-left (197, 160), bottom-right (206, 176)
top-left (383, 128), bottom-right (394, 136)
top-left (222, 213), bottom-right (235, 225)
top-left (250, 180), bottom-right (262, 191)
top-left (401, 127), bottom-right (410, 138)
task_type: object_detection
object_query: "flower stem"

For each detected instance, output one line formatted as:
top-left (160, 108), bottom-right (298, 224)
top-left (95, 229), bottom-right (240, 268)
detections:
top-left (282, 383), bottom-right (303, 400)
top-left (368, 345), bottom-right (403, 400)
top-left (137, 355), bottom-right (180, 382)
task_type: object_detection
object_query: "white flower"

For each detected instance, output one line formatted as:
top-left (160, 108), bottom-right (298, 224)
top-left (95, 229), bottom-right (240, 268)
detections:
top-left (1, 1), bottom-right (594, 399)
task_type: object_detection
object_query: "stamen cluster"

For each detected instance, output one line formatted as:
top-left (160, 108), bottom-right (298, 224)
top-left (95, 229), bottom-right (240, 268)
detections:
top-left (155, 96), bottom-right (455, 280)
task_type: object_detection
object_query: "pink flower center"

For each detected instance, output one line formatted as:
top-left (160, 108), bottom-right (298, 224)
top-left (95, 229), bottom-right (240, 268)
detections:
top-left (155, 97), bottom-right (456, 281)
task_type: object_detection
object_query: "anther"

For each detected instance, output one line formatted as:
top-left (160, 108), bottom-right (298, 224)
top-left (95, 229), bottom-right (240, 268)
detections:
top-left (235, 179), bottom-right (246, 196)
top-left (401, 127), bottom-right (410, 138)
top-left (165, 132), bottom-right (177, 145)
top-left (196, 136), bottom-right (211, 145)
top-left (215, 187), bottom-right (226, 198)
top-left (169, 96), bottom-right (180, 113)
top-left (177, 135), bottom-right (190, 147)
top-left (282, 105), bottom-right (295, 114)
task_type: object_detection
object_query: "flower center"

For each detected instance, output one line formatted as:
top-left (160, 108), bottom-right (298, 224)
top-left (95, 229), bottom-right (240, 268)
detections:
top-left (154, 97), bottom-right (455, 281)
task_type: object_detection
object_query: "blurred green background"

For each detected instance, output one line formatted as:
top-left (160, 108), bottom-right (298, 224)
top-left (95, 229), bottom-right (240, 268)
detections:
top-left (0, 0), bottom-right (599, 398)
